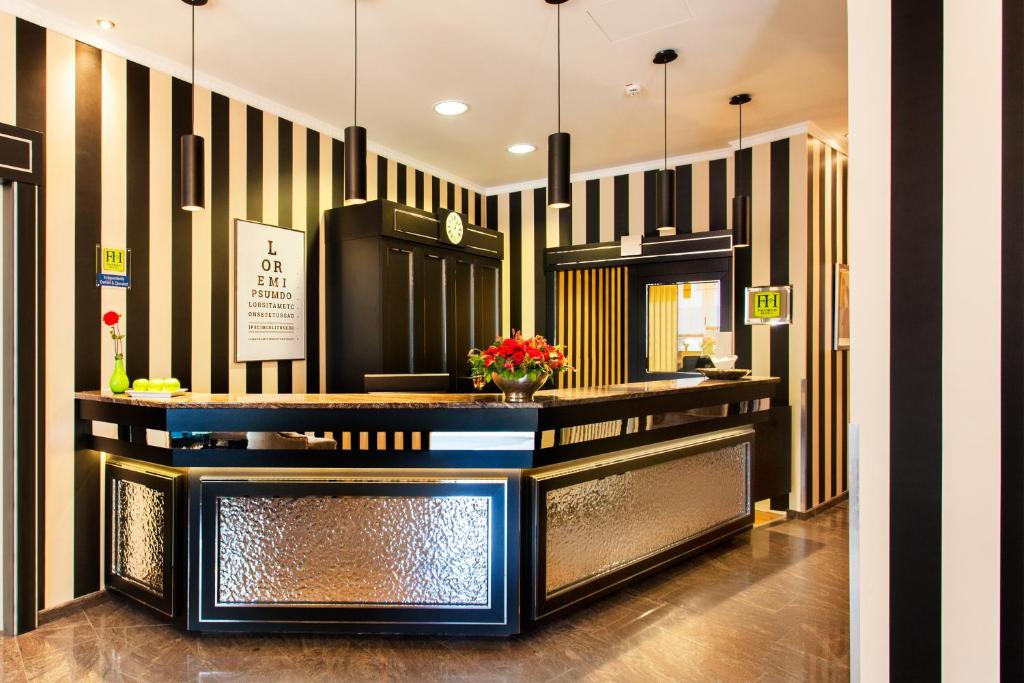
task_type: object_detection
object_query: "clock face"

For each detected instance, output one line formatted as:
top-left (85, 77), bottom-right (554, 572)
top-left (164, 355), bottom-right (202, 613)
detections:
top-left (445, 212), bottom-right (464, 244)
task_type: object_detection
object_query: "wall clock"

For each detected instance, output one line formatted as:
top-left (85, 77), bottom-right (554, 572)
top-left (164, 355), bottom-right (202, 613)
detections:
top-left (443, 211), bottom-right (465, 245)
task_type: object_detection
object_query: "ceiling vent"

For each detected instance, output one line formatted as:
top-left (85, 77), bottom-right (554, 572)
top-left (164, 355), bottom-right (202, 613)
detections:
top-left (587, 0), bottom-right (693, 43)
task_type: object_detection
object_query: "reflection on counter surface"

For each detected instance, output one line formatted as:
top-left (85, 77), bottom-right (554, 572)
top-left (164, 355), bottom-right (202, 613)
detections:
top-left (76, 377), bottom-right (788, 635)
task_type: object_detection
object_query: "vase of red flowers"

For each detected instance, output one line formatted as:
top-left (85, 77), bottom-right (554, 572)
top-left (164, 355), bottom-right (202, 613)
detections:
top-left (103, 311), bottom-right (129, 394)
top-left (467, 332), bottom-right (572, 402)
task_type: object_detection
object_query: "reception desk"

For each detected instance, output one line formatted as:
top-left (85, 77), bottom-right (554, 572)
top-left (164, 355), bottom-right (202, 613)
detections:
top-left (74, 377), bottom-right (786, 635)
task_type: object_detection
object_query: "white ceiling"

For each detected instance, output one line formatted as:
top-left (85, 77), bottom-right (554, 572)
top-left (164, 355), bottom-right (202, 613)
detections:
top-left (8, 0), bottom-right (848, 190)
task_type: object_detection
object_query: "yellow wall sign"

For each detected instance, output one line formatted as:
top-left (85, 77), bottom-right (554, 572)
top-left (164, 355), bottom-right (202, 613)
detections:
top-left (752, 292), bottom-right (781, 318)
top-left (96, 245), bottom-right (130, 288)
top-left (744, 285), bottom-right (792, 325)
top-left (102, 247), bottom-right (126, 273)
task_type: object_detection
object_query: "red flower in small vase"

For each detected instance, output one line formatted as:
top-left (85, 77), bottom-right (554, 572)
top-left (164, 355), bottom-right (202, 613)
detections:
top-left (102, 311), bottom-right (126, 359)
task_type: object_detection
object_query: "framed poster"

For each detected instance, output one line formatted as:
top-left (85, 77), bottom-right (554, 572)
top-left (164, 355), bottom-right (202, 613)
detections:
top-left (834, 264), bottom-right (850, 350)
top-left (744, 285), bottom-right (793, 325)
top-left (234, 219), bottom-right (306, 362)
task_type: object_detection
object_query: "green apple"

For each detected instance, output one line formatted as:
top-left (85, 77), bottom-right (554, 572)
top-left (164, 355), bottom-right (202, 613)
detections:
top-left (149, 378), bottom-right (164, 392)
top-left (132, 378), bottom-right (150, 392)
top-left (165, 377), bottom-right (181, 392)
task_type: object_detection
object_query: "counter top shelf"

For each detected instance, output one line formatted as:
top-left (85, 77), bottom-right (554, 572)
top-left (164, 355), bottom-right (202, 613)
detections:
top-left (75, 377), bottom-right (780, 469)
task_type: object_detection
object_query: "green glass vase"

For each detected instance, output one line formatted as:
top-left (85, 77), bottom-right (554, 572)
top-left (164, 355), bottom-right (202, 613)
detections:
top-left (109, 356), bottom-right (129, 394)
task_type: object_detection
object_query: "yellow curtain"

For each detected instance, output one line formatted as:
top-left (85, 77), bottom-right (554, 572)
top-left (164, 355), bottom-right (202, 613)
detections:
top-left (647, 284), bottom-right (679, 373)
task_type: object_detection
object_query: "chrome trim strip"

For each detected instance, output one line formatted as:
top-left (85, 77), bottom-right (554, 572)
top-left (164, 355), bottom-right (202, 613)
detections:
top-left (197, 474), bottom-right (511, 626)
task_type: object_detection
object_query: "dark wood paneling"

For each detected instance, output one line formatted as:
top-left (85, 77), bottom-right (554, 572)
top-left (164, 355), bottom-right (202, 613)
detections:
top-left (453, 258), bottom-right (474, 366)
top-left (890, 0), bottom-right (943, 677)
top-left (419, 252), bottom-right (447, 373)
top-left (474, 262), bottom-right (500, 344)
top-left (381, 244), bottom-right (415, 372)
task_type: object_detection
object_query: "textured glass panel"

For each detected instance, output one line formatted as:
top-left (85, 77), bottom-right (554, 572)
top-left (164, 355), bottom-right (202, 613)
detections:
top-left (216, 495), bottom-right (490, 606)
top-left (111, 479), bottom-right (166, 595)
top-left (545, 442), bottom-right (749, 595)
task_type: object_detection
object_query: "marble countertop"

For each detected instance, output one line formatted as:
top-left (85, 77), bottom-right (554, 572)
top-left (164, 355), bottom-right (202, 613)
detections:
top-left (74, 376), bottom-right (779, 410)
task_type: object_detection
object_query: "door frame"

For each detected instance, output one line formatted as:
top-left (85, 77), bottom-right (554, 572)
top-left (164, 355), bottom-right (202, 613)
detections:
top-left (0, 121), bottom-right (45, 635)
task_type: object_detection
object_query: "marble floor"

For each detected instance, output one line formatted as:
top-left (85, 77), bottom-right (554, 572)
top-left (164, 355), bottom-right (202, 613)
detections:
top-left (1, 503), bottom-right (850, 682)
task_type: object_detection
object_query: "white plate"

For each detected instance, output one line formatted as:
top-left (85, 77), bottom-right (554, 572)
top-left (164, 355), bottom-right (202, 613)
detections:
top-left (125, 389), bottom-right (189, 398)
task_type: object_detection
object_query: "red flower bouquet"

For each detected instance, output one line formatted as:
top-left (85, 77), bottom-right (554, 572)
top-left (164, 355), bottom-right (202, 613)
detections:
top-left (467, 332), bottom-right (572, 400)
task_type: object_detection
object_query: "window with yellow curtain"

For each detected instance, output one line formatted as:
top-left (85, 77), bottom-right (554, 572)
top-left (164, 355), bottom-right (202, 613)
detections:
top-left (646, 281), bottom-right (722, 372)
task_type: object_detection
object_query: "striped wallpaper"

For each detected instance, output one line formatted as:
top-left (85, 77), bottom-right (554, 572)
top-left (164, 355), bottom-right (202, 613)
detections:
top-left (847, 0), bottom-right (1015, 676)
top-left (490, 135), bottom-right (848, 512)
top-left (0, 14), bottom-right (485, 609)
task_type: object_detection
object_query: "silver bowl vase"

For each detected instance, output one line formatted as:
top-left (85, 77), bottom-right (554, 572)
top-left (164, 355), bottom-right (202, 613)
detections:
top-left (491, 372), bottom-right (550, 403)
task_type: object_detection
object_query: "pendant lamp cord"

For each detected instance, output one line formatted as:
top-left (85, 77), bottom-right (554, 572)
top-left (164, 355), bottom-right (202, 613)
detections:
top-left (190, 3), bottom-right (195, 133)
top-left (663, 62), bottom-right (667, 170)
top-left (354, 0), bottom-right (358, 127)
top-left (557, 2), bottom-right (561, 133)
top-left (738, 102), bottom-right (743, 150)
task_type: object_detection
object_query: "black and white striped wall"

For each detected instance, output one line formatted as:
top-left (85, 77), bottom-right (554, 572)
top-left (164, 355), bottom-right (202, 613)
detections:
top-left (849, 0), bottom-right (1020, 679)
top-left (488, 131), bottom-right (849, 514)
top-left (0, 12), bottom-right (485, 609)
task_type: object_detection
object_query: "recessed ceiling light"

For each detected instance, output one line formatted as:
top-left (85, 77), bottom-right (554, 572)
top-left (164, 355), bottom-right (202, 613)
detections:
top-left (97, 19), bottom-right (116, 30)
top-left (433, 100), bottom-right (470, 116)
top-left (506, 143), bottom-right (536, 155)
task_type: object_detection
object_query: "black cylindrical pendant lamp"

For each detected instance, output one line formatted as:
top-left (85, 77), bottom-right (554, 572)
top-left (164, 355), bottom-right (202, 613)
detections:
top-left (730, 93), bottom-right (752, 248)
top-left (732, 195), bottom-right (751, 247)
top-left (548, 132), bottom-right (571, 209)
top-left (546, 0), bottom-right (571, 209)
top-left (344, 125), bottom-right (367, 206)
top-left (653, 48), bottom-right (678, 232)
top-left (180, 0), bottom-right (207, 212)
top-left (656, 168), bottom-right (675, 230)
top-left (344, 0), bottom-right (367, 206)
top-left (181, 133), bottom-right (205, 211)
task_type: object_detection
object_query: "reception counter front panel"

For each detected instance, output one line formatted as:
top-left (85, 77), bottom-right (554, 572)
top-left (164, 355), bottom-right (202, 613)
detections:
top-left (531, 429), bottom-right (752, 621)
top-left (188, 472), bottom-right (518, 634)
top-left (78, 377), bottom-right (785, 635)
